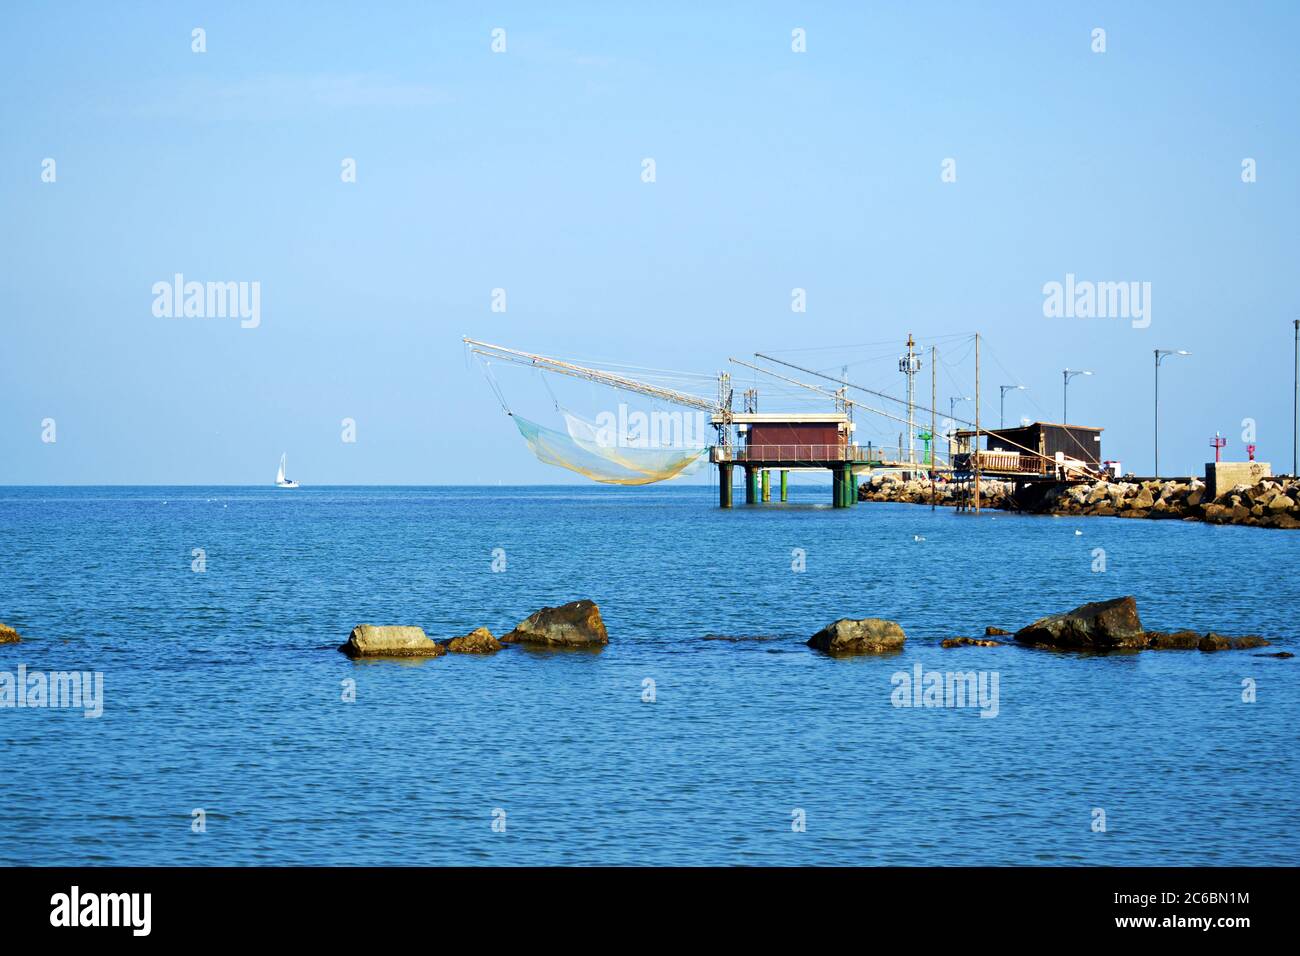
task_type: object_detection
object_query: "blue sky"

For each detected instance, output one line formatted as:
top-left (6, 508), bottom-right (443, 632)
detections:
top-left (2, 1), bottom-right (1297, 483)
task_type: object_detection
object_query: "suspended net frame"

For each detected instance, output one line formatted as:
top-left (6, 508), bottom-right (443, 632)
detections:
top-left (471, 347), bottom-right (710, 485)
top-left (513, 414), bottom-right (707, 485)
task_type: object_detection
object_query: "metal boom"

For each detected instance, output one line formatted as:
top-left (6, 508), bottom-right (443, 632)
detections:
top-left (463, 337), bottom-right (726, 417)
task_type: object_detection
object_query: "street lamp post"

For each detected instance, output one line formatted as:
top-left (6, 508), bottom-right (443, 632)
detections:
top-left (1062, 369), bottom-right (1093, 426)
top-left (999, 384), bottom-right (1027, 429)
top-left (1154, 349), bottom-right (1190, 478)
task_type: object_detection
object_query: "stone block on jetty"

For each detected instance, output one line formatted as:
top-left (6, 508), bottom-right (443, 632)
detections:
top-left (1014, 596), bottom-right (1146, 650)
top-left (501, 600), bottom-right (608, 647)
top-left (339, 624), bottom-right (447, 658)
top-left (446, 626), bottom-right (503, 653)
top-left (1206, 461), bottom-right (1271, 499)
top-left (807, 618), bottom-right (906, 655)
top-left (0, 622), bottom-right (20, 645)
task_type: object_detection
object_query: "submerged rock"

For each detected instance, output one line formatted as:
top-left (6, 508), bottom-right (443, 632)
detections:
top-left (1198, 633), bottom-right (1271, 652)
top-left (339, 624), bottom-right (447, 658)
top-left (941, 636), bottom-right (1001, 648)
top-left (500, 600), bottom-right (608, 647)
top-left (1255, 651), bottom-right (1294, 659)
top-left (807, 618), bottom-right (906, 655)
top-left (1228, 635), bottom-right (1271, 650)
top-left (1014, 596), bottom-right (1146, 650)
top-left (1145, 629), bottom-right (1203, 650)
top-left (445, 626), bottom-right (503, 654)
top-left (0, 622), bottom-right (20, 645)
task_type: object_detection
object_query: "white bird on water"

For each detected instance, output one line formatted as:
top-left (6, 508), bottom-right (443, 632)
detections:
top-left (1074, 530), bottom-right (1083, 536)
top-left (913, 534), bottom-right (926, 542)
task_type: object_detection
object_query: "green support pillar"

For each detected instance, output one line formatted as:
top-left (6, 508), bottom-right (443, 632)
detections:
top-left (780, 470), bottom-right (788, 502)
top-left (744, 467), bottom-right (757, 504)
top-left (761, 470), bottom-right (771, 502)
top-left (832, 467), bottom-right (845, 507)
top-left (850, 470), bottom-right (858, 505)
top-left (719, 463), bottom-right (733, 509)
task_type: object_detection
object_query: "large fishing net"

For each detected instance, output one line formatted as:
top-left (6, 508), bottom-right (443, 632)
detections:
top-left (512, 413), bottom-right (707, 485)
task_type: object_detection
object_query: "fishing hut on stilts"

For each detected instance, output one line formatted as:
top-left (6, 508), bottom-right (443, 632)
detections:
top-left (464, 334), bottom-right (1104, 510)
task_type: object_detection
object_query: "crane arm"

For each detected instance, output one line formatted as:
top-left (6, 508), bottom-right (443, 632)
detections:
top-left (463, 337), bottom-right (724, 415)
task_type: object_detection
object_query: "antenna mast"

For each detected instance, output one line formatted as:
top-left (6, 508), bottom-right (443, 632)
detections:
top-left (716, 371), bottom-right (733, 448)
top-left (899, 333), bottom-right (922, 467)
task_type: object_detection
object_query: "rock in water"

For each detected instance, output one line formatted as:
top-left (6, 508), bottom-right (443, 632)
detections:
top-left (1198, 633), bottom-right (1232, 652)
top-left (1228, 635), bottom-right (1271, 649)
top-left (942, 636), bottom-right (1000, 648)
top-left (339, 624), bottom-right (447, 658)
top-left (446, 626), bottom-right (503, 654)
top-left (1014, 596), bottom-right (1146, 650)
top-left (0, 622), bottom-right (20, 645)
top-left (1145, 630), bottom-right (1203, 650)
top-left (1199, 633), bottom-right (1271, 652)
top-left (807, 618), bottom-right (906, 655)
top-left (500, 600), bottom-right (608, 647)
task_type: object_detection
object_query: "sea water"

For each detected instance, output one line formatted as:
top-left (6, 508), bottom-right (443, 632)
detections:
top-left (0, 485), bottom-right (1295, 865)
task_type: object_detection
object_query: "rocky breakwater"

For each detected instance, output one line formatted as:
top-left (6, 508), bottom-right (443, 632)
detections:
top-left (857, 473), bottom-right (1015, 508)
top-left (807, 617), bottom-right (906, 655)
top-left (1010, 596), bottom-right (1274, 653)
top-left (858, 469), bottom-right (1300, 529)
top-left (1022, 475), bottom-right (1300, 529)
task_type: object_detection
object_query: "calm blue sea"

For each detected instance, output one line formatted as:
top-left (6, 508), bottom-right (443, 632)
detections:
top-left (0, 485), bottom-right (1296, 866)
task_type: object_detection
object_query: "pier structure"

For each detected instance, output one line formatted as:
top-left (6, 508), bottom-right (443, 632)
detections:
top-left (467, 335), bottom-right (1109, 513)
top-left (949, 421), bottom-right (1105, 508)
top-left (712, 412), bottom-right (884, 508)
top-left (951, 422), bottom-right (1103, 478)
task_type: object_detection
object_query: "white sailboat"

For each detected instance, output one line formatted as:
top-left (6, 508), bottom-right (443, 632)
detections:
top-left (275, 452), bottom-right (299, 488)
